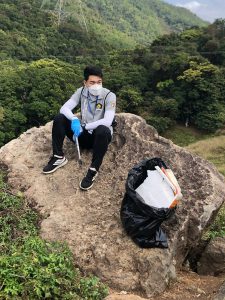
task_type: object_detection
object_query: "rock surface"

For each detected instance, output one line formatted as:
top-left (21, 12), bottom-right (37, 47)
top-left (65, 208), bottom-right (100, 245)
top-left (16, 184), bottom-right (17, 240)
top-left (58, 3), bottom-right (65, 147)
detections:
top-left (105, 294), bottom-right (147, 300)
top-left (214, 281), bottom-right (225, 300)
top-left (197, 237), bottom-right (225, 276)
top-left (0, 113), bottom-right (224, 297)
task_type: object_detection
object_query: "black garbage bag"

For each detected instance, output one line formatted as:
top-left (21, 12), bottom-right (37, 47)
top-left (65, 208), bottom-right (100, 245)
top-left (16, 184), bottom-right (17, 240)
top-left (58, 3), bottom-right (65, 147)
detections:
top-left (120, 157), bottom-right (176, 248)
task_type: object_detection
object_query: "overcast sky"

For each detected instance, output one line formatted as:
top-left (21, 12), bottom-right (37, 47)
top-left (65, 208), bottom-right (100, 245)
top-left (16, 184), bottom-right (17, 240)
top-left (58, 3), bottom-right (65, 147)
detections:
top-left (163, 0), bottom-right (225, 22)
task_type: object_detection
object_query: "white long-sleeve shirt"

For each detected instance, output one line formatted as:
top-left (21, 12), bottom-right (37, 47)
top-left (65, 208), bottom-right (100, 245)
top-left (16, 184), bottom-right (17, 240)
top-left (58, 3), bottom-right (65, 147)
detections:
top-left (60, 86), bottom-right (116, 131)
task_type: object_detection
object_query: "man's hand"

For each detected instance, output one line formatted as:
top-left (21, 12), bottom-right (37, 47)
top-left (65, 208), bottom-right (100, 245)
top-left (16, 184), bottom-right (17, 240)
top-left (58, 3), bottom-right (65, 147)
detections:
top-left (71, 118), bottom-right (82, 137)
top-left (81, 121), bottom-right (86, 130)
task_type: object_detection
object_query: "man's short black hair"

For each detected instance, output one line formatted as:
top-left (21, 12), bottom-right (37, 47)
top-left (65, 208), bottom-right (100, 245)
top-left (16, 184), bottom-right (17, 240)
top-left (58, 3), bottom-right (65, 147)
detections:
top-left (84, 66), bottom-right (103, 81)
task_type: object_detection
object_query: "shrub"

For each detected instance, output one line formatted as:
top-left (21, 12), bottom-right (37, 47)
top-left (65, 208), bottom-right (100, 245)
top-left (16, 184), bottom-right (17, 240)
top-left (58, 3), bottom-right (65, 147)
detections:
top-left (0, 172), bottom-right (108, 299)
top-left (147, 115), bottom-right (174, 133)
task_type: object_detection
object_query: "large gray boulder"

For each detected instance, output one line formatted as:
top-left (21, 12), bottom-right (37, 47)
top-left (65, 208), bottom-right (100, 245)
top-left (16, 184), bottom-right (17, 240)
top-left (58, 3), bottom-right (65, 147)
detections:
top-left (0, 113), bottom-right (224, 297)
top-left (198, 237), bottom-right (225, 276)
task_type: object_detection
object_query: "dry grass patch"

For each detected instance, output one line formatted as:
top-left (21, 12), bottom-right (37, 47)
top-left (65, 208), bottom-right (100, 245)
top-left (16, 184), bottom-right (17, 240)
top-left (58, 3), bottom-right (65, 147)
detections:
top-left (186, 136), bottom-right (225, 176)
top-left (187, 135), bottom-right (225, 239)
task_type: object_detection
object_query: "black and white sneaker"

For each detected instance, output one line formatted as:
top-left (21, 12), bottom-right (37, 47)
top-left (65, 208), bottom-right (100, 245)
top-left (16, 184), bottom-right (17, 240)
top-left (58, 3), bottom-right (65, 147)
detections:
top-left (80, 168), bottom-right (98, 190)
top-left (43, 155), bottom-right (68, 174)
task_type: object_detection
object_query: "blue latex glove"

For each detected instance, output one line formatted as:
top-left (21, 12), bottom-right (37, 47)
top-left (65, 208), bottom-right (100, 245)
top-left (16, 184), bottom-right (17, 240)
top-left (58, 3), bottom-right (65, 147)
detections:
top-left (71, 118), bottom-right (82, 137)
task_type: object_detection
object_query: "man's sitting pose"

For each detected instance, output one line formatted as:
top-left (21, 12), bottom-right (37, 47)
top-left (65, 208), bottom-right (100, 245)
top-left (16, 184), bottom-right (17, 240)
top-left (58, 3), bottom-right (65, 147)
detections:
top-left (43, 65), bottom-right (116, 190)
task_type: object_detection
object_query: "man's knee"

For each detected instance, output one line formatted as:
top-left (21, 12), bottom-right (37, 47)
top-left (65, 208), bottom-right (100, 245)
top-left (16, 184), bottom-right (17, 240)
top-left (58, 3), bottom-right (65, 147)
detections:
top-left (94, 125), bottom-right (111, 137)
top-left (53, 113), bottom-right (68, 124)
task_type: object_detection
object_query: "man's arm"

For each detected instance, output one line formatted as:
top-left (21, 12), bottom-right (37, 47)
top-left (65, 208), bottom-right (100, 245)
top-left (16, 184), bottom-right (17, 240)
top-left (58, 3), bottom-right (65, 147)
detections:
top-left (60, 88), bottom-right (82, 120)
top-left (85, 92), bottom-right (116, 130)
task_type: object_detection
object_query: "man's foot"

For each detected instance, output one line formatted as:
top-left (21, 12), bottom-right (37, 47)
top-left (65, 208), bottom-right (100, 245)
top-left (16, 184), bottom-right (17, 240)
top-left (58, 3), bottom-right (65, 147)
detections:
top-left (80, 168), bottom-right (98, 190)
top-left (43, 155), bottom-right (68, 174)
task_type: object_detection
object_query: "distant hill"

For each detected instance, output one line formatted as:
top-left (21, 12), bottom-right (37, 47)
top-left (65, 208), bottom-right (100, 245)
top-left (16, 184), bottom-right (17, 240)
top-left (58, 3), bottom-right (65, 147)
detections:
top-left (0, 0), bottom-right (207, 61)
top-left (0, 0), bottom-right (100, 61)
top-left (43, 0), bottom-right (207, 48)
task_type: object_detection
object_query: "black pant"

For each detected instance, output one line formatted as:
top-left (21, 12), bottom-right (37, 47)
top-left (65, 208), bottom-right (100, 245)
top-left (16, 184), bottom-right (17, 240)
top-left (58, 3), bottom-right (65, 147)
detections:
top-left (52, 114), bottom-right (112, 171)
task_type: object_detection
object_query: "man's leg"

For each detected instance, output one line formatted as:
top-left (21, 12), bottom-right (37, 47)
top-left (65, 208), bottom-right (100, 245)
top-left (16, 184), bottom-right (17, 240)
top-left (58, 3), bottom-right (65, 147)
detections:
top-left (52, 113), bottom-right (74, 156)
top-left (43, 114), bottom-right (73, 174)
top-left (80, 125), bottom-right (111, 190)
top-left (78, 129), bottom-right (94, 150)
top-left (91, 125), bottom-right (112, 171)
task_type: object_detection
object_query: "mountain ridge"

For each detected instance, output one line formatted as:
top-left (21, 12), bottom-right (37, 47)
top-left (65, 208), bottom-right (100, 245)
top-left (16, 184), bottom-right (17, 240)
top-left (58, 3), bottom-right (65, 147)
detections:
top-left (42, 0), bottom-right (207, 48)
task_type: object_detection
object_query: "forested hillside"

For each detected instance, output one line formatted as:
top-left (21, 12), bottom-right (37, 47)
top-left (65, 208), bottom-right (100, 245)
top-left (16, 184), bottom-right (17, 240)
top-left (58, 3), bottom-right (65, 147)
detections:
top-left (42, 0), bottom-right (207, 48)
top-left (0, 0), bottom-right (112, 61)
top-left (0, 0), bottom-right (206, 62)
top-left (0, 0), bottom-right (225, 147)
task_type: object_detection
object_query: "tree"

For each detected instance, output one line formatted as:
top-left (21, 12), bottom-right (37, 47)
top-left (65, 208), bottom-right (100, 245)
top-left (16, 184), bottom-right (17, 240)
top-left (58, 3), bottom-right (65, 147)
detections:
top-left (177, 60), bottom-right (225, 130)
top-left (118, 86), bottom-right (143, 113)
top-left (0, 59), bottom-right (82, 146)
top-left (195, 103), bottom-right (225, 132)
top-left (151, 96), bottom-right (178, 119)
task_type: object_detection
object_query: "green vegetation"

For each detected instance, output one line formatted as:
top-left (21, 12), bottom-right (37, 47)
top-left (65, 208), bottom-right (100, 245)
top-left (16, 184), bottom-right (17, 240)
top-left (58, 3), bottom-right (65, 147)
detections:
top-left (0, 0), bottom-right (111, 61)
top-left (0, 172), bottom-right (108, 299)
top-left (187, 135), bottom-right (225, 177)
top-left (1, 18), bottom-right (225, 145)
top-left (163, 125), bottom-right (213, 146)
top-left (203, 205), bottom-right (225, 239)
top-left (0, 1), bottom-right (224, 147)
top-left (42, 0), bottom-right (207, 48)
top-left (0, 59), bottom-right (83, 145)
top-left (0, 0), bottom-right (206, 63)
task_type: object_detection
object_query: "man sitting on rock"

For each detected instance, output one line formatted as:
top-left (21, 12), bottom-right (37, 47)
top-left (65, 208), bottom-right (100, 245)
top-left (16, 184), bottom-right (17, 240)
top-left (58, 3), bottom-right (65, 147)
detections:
top-left (43, 65), bottom-right (116, 190)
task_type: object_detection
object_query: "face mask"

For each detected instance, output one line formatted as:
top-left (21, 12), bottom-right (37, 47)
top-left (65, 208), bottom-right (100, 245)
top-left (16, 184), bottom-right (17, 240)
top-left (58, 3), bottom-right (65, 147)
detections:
top-left (88, 84), bottom-right (103, 96)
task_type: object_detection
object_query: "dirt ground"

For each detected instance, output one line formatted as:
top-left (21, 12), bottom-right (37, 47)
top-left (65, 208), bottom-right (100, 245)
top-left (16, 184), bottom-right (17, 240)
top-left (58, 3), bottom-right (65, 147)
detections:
top-left (153, 270), bottom-right (224, 300)
top-left (108, 270), bottom-right (224, 300)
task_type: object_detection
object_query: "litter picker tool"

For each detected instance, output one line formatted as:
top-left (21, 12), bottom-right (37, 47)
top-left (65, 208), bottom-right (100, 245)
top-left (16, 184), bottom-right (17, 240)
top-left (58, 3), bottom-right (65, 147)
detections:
top-left (73, 136), bottom-right (82, 165)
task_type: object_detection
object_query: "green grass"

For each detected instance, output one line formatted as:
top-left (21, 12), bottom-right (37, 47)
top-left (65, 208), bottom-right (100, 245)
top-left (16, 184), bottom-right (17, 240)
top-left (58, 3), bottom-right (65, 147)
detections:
top-left (186, 135), bottom-right (225, 239)
top-left (0, 172), bottom-right (108, 300)
top-left (203, 205), bottom-right (225, 240)
top-left (162, 125), bottom-right (214, 147)
top-left (187, 136), bottom-right (225, 177)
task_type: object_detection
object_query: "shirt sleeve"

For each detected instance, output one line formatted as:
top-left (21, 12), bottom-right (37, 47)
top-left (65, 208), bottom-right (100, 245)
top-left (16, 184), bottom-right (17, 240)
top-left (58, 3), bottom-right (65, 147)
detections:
top-left (85, 110), bottom-right (115, 130)
top-left (60, 89), bottom-right (81, 120)
top-left (85, 92), bottom-right (116, 131)
top-left (105, 92), bottom-right (116, 112)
